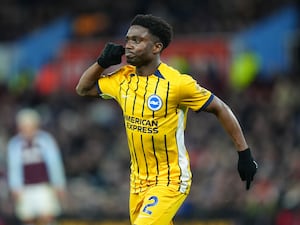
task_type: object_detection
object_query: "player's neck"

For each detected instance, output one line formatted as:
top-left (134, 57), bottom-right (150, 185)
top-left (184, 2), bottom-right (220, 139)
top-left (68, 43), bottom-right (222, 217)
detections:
top-left (136, 59), bottom-right (161, 77)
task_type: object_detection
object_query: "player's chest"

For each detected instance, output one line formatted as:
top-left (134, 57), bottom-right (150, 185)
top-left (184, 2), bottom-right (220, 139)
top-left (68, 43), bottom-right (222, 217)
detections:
top-left (118, 76), bottom-right (178, 117)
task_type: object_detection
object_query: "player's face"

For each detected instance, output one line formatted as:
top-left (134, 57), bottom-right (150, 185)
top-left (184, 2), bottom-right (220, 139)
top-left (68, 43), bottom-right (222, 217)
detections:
top-left (18, 121), bottom-right (38, 140)
top-left (125, 25), bottom-right (161, 67)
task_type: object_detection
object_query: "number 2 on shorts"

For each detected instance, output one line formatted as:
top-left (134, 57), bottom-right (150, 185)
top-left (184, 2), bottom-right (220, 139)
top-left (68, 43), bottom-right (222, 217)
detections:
top-left (142, 196), bottom-right (158, 215)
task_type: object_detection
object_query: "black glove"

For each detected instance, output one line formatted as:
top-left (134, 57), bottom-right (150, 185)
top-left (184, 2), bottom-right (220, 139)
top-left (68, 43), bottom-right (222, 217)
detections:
top-left (237, 148), bottom-right (258, 190)
top-left (97, 42), bottom-right (125, 68)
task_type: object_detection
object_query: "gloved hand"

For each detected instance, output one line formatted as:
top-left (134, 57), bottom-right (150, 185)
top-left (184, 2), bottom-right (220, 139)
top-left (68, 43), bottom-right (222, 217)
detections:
top-left (97, 42), bottom-right (125, 68)
top-left (237, 148), bottom-right (258, 190)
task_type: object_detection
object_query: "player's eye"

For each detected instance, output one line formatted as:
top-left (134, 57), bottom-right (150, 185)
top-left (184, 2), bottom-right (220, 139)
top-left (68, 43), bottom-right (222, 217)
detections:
top-left (132, 37), bottom-right (142, 44)
top-left (126, 36), bottom-right (142, 45)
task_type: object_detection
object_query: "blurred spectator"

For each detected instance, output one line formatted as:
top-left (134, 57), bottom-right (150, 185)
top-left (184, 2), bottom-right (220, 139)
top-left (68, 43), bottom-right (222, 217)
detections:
top-left (275, 207), bottom-right (300, 225)
top-left (6, 108), bottom-right (66, 225)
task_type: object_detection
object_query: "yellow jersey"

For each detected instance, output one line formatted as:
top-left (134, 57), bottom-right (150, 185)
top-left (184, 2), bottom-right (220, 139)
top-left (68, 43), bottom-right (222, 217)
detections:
top-left (97, 63), bottom-right (214, 194)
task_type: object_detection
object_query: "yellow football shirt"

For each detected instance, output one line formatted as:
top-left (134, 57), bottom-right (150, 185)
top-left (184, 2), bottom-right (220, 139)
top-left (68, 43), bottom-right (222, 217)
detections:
top-left (97, 63), bottom-right (214, 194)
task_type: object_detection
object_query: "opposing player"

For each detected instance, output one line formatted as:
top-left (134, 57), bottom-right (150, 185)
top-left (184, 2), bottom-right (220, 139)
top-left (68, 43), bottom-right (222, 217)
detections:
top-left (7, 108), bottom-right (66, 225)
top-left (76, 14), bottom-right (257, 225)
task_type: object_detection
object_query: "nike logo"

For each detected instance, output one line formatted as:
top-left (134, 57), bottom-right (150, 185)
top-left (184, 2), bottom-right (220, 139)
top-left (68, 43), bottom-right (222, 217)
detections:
top-left (122, 95), bottom-right (130, 98)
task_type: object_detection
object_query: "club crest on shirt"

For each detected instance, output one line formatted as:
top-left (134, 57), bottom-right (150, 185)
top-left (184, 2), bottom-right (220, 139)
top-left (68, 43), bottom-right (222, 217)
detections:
top-left (147, 94), bottom-right (162, 111)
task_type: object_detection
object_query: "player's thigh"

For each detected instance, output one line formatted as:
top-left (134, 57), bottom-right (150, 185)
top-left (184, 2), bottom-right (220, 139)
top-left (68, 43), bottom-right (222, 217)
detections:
top-left (34, 184), bottom-right (61, 217)
top-left (15, 192), bottom-right (34, 220)
top-left (133, 186), bottom-right (187, 225)
top-left (16, 184), bottom-right (61, 220)
top-left (129, 191), bottom-right (145, 224)
top-left (16, 185), bottom-right (39, 220)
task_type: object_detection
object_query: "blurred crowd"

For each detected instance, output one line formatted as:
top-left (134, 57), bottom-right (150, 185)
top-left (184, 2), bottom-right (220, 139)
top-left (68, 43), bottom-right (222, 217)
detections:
top-left (0, 0), bottom-right (300, 225)
top-left (0, 0), bottom-right (296, 41)
top-left (0, 67), bottom-right (299, 224)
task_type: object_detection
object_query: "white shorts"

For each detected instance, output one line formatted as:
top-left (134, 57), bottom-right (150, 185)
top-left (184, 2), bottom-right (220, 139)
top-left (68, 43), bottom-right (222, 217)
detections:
top-left (15, 183), bottom-right (61, 220)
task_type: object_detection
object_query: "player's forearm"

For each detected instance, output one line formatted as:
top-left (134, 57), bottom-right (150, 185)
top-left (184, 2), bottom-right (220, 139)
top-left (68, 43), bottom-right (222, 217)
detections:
top-left (76, 62), bottom-right (104, 96)
top-left (215, 102), bottom-right (248, 151)
top-left (205, 96), bottom-right (248, 151)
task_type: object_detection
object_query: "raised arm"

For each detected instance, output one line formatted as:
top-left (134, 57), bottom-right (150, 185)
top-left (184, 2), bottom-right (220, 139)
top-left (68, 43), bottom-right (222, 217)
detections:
top-left (76, 62), bottom-right (104, 97)
top-left (204, 95), bottom-right (258, 190)
top-left (76, 42), bottom-right (125, 97)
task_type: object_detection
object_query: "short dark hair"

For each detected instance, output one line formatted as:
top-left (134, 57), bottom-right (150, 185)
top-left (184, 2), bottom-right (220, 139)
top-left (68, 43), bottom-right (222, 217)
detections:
top-left (130, 14), bottom-right (173, 50)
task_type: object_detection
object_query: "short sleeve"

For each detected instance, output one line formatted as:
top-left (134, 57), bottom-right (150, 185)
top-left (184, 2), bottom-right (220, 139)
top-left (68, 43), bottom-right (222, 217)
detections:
top-left (97, 75), bottom-right (119, 100)
top-left (97, 66), bottom-right (134, 101)
top-left (97, 66), bottom-right (128, 100)
top-left (178, 75), bottom-right (214, 111)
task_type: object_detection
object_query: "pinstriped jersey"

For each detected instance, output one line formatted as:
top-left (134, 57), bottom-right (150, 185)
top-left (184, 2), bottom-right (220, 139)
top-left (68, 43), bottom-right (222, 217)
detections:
top-left (97, 63), bottom-right (214, 194)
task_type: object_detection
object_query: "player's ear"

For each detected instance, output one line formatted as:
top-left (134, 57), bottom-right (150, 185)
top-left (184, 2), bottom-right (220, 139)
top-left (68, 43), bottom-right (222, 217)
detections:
top-left (153, 42), bottom-right (163, 54)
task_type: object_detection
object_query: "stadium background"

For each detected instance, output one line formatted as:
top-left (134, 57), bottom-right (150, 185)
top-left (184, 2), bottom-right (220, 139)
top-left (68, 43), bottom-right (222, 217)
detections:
top-left (0, 0), bottom-right (300, 224)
